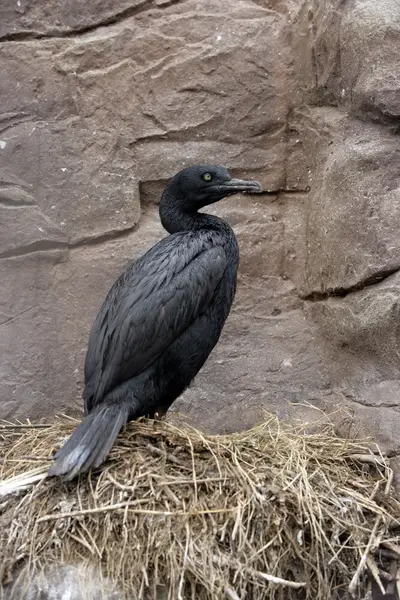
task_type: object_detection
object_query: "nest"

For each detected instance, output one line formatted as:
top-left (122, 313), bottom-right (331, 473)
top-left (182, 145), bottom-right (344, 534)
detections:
top-left (1, 414), bottom-right (400, 600)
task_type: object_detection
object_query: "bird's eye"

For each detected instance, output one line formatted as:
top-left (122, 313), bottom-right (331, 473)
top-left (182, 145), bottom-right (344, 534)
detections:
top-left (202, 172), bottom-right (212, 182)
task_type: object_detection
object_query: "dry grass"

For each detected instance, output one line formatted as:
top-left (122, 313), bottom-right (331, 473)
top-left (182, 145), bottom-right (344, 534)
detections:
top-left (1, 413), bottom-right (400, 599)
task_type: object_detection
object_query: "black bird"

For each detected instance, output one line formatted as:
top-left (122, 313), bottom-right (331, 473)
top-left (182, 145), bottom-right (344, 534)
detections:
top-left (49, 165), bottom-right (262, 480)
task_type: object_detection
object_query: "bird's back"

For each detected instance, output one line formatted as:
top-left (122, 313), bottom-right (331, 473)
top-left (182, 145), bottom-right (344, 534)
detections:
top-left (83, 226), bottom-right (238, 412)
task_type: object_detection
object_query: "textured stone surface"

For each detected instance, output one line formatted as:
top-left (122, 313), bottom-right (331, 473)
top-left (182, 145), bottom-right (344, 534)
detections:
top-left (341, 0), bottom-right (400, 121)
top-left (0, 0), bottom-right (148, 38)
top-left (292, 0), bottom-right (400, 120)
top-left (2, 0), bottom-right (400, 598)
top-left (1, 0), bottom-right (400, 508)
top-left (308, 273), bottom-right (400, 375)
top-left (291, 108), bottom-right (400, 294)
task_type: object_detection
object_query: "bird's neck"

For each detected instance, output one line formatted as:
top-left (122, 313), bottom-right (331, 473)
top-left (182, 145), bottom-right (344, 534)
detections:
top-left (159, 190), bottom-right (229, 235)
top-left (161, 209), bottom-right (226, 234)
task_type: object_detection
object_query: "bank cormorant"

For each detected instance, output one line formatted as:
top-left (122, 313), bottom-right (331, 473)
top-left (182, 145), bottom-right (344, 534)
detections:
top-left (48, 164), bottom-right (262, 480)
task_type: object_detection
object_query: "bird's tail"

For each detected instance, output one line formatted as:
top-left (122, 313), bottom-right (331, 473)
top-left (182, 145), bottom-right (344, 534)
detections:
top-left (48, 403), bottom-right (129, 481)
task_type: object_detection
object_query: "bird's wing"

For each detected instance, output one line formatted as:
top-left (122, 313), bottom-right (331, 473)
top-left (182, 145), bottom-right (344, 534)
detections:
top-left (84, 232), bottom-right (227, 407)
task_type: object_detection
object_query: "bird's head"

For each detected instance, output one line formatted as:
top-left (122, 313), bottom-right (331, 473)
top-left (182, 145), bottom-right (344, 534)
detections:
top-left (166, 164), bottom-right (262, 210)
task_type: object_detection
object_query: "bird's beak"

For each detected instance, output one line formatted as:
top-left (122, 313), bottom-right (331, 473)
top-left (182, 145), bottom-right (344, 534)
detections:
top-left (220, 178), bottom-right (262, 194)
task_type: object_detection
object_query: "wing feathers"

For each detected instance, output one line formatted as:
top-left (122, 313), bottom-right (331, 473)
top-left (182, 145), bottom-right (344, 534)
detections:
top-left (84, 233), bottom-right (227, 407)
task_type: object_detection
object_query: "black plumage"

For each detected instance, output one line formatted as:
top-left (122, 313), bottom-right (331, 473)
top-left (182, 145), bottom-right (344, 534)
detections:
top-left (48, 165), bottom-right (262, 480)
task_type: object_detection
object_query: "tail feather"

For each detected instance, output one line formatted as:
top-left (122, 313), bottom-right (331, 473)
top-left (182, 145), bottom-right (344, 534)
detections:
top-left (48, 403), bottom-right (129, 481)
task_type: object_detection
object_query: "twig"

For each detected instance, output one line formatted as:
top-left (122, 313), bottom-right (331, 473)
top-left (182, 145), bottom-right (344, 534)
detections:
top-left (252, 569), bottom-right (307, 588)
top-left (67, 531), bottom-right (99, 557)
top-left (163, 485), bottom-right (182, 507)
top-left (0, 423), bottom-right (51, 430)
top-left (369, 480), bottom-right (381, 502)
top-left (225, 586), bottom-right (241, 600)
top-left (386, 560), bottom-right (398, 595)
top-left (374, 548), bottom-right (399, 561)
top-left (146, 443), bottom-right (182, 465)
top-left (378, 568), bottom-right (395, 582)
top-left (213, 554), bottom-right (306, 589)
top-left (0, 472), bottom-right (48, 497)
top-left (232, 502), bottom-right (242, 541)
top-left (382, 541), bottom-right (400, 557)
top-left (106, 472), bottom-right (137, 492)
top-left (38, 504), bottom-right (237, 522)
top-left (4, 457), bottom-right (51, 463)
top-left (178, 523), bottom-right (190, 600)
top-left (38, 501), bottom-right (131, 522)
top-left (384, 468), bottom-right (394, 496)
top-left (366, 556), bottom-right (385, 595)
top-left (348, 515), bottom-right (382, 597)
top-left (158, 476), bottom-right (232, 486)
top-left (187, 435), bottom-right (198, 504)
top-left (350, 454), bottom-right (388, 468)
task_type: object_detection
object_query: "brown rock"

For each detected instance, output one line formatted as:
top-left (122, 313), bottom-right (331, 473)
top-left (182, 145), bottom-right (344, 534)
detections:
top-left (291, 108), bottom-right (400, 294)
top-left (308, 273), bottom-right (400, 375)
top-left (0, 0), bottom-right (292, 243)
top-left (0, 0), bottom-right (147, 38)
top-left (0, 205), bottom-right (67, 258)
top-left (288, 0), bottom-right (400, 490)
top-left (293, 0), bottom-right (400, 121)
top-left (341, 0), bottom-right (400, 120)
top-left (290, 0), bottom-right (343, 105)
top-left (0, 121), bottom-right (141, 244)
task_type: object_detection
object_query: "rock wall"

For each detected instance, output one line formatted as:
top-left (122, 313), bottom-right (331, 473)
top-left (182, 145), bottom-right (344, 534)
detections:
top-left (1, 0), bottom-right (400, 479)
top-left (290, 0), bottom-right (400, 471)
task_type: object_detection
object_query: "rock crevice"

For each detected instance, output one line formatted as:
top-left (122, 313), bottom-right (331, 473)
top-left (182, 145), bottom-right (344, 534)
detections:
top-left (0, 0), bottom-right (183, 42)
top-left (302, 266), bottom-right (400, 302)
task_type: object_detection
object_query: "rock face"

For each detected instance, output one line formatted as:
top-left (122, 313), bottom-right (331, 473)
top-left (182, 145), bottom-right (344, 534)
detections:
top-left (1, 0), bottom-right (400, 494)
